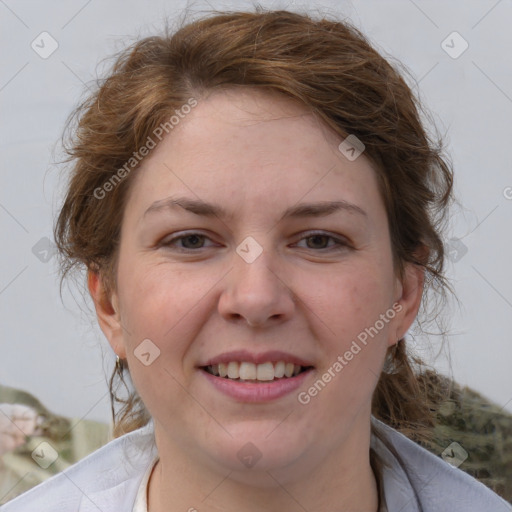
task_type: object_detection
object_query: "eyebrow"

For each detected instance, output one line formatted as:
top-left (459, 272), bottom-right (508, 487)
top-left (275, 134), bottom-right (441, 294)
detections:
top-left (142, 196), bottom-right (367, 222)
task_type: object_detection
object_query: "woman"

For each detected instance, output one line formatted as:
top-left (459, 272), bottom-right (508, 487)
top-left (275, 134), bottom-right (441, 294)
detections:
top-left (2, 8), bottom-right (510, 512)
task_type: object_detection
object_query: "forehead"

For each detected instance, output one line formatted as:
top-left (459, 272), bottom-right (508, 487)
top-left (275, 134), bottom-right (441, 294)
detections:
top-left (124, 88), bottom-right (385, 226)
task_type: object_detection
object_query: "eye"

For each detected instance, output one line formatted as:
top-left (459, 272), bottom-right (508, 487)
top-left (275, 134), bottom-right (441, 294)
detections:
top-left (160, 232), bottom-right (216, 251)
top-left (159, 230), bottom-right (350, 253)
top-left (295, 231), bottom-right (350, 251)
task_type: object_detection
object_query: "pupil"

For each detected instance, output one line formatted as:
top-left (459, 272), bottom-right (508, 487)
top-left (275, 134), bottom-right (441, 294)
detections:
top-left (184, 235), bottom-right (203, 248)
top-left (308, 235), bottom-right (327, 248)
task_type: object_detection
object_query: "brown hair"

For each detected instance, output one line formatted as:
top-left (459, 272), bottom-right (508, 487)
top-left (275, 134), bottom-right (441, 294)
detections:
top-left (54, 8), bottom-right (453, 440)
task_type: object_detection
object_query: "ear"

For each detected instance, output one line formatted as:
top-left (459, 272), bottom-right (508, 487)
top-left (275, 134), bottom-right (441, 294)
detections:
top-left (87, 269), bottom-right (126, 359)
top-left (388, 260), bottom-right (425, 347)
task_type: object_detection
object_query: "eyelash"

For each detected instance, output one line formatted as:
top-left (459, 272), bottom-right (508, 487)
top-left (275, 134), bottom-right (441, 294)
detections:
top-left (159, 231), bottom-right (350, 252)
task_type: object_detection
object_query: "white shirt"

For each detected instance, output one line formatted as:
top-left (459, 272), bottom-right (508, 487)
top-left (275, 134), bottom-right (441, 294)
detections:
top-left (132, 456), bottom-right (158, 512)
top-left (2, 416), bottom-right (510, 511)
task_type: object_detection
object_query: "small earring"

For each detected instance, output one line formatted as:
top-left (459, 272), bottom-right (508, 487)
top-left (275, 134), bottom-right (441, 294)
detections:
top-left (115, 355), bottom-right (124, 372)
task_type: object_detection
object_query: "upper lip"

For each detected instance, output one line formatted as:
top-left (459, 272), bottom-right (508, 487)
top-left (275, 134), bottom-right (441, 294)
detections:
top-left (199, 350), bottom-right (314, 368)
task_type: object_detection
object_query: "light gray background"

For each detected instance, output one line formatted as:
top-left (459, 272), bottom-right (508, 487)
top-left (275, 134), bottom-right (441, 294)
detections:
top-left (1, 0), bottom-right (511, 423)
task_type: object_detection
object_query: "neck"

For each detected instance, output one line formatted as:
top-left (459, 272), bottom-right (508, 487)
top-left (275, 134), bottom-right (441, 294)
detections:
top-left (147, 415), bottom-right (379, 512)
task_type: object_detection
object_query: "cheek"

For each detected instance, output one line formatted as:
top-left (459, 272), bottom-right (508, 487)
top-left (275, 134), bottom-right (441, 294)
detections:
top-left (294, 269), bottom-right (394, 425)
top-left (118, 257), bottom-right (199, 329)
top-left (116, 263), bottom-right (201, 418)
top-left (116, 258), bottom-right (221, 378)
top-left (306, 262), bottom-right (395, 341)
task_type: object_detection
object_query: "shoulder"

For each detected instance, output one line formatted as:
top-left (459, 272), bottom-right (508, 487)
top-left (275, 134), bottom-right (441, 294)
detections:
top-left (371, 417), bottom-right (511, 512)
top-left (1, 421), bottom-right (157, 512)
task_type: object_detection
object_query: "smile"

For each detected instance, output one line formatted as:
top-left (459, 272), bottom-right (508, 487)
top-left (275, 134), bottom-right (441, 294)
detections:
top-left (199, 364), bottom-right (315, 402)
top-left (202, 361), bottom-right (312, 382)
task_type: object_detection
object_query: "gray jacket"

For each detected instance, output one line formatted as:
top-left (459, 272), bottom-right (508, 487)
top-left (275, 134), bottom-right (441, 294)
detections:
top-left (1, 417), bottom-right (510, 511)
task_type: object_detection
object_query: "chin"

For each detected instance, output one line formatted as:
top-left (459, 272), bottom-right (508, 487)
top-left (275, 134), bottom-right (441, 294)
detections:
top-left (206, 428), bottom-right (307, 479)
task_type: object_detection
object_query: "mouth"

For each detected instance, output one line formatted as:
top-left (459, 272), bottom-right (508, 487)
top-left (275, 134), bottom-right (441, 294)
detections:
top-left (197, 350), bottom-right (315, 402)
top-left (200, 361), bottom-right (314, 383)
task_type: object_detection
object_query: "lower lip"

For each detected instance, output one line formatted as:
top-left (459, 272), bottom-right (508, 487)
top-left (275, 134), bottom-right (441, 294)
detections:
top-left (199, 368), bottom-right (314, 402)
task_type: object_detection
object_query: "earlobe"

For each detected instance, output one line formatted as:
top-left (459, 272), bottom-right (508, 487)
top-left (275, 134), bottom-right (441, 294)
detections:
top-left (87, 269), bottom-right (126, 359)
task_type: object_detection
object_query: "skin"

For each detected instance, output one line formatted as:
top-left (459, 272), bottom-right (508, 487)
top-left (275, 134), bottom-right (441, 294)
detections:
top-left (88, 88), bottom-right (424, 512)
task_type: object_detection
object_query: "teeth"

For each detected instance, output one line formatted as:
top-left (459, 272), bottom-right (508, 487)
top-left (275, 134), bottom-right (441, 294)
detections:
top-left (256, 362), bottom-right (274, 381)
top-left (227, 361), bottom-right (239, 379)
top-left (274, 361), bottom-right (285, 378)
top-left (218, 363), bottom-right (228, 377)
top-left (239, 362), bottom-right (257, 380)
top-left (205, 361), bottom-right (307, 381)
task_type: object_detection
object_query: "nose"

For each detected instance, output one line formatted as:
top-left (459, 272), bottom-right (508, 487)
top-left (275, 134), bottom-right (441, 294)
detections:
top-left (217, 246), bottom-right (296, 328)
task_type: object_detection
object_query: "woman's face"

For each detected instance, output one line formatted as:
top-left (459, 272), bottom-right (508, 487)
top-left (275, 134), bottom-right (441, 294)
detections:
top-left (91, 88), bottom-right (422, 482)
